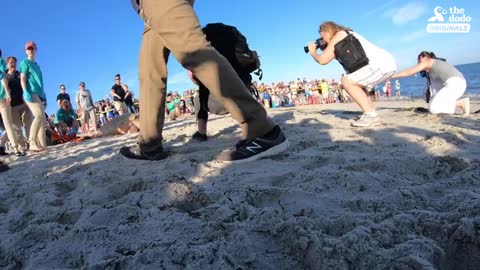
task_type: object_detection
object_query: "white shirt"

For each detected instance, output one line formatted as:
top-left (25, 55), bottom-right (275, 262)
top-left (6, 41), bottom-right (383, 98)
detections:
top-left (352, 32), bottom-right (397, 73)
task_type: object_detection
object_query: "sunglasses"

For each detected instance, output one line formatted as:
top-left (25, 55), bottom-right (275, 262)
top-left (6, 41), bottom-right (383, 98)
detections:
top-left (115, 78), bottom-right (121, 80)
top-left (27, 46), bottom-right (35, 51)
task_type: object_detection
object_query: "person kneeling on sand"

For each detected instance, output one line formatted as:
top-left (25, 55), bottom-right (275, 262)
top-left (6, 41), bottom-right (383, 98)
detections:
top-left (391, 51), bottom-right (470, 116)
top-left (55, 100), bottom-right (80, 137)
top-left (307, 21), bottom-right (397, 127)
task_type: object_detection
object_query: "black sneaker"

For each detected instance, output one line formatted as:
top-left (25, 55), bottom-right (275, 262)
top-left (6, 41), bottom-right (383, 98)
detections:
top-left (0, 146), bottom-right (7, 156)
top-left (192, 131), bottom-right (208, 142)
top-left (119, 140), bottom-right (168, 161)
top-left (217, 126), bottom-right (289, 163)
top-left (16, 151), bottom-right (26, 157)
top-left (0, 161), bottom-right (9, 173)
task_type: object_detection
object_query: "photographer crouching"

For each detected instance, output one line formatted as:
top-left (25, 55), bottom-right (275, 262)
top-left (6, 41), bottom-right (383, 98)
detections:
top-left (306, 21), bottom-right (397, 127)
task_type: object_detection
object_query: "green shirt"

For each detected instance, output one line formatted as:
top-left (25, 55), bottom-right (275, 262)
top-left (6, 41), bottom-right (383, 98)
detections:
top-left (55, 108), bottom-right (77, 124)
top-left (0, 58), bottom-right (6, 100)
top-left (19, 59), bottom-right (45, 103)
top-left (166, 102), bottom-right (176, 113)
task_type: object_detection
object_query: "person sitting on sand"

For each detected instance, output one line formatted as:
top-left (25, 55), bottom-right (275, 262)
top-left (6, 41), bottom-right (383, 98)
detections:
top-left (391, 51), bottom-right (469, 116)
top-left (55, 100), bottom-right (80, 137)
top-left (307, 21), bottom-right (397, 127)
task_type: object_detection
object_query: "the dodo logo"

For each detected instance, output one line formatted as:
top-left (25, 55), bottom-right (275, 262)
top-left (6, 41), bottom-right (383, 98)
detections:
top-left (426, 6), bottom-right (471, 33)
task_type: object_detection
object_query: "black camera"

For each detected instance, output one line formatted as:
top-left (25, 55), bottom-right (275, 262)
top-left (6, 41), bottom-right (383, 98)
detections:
top-left (304, 38), bottom-right (328, 53)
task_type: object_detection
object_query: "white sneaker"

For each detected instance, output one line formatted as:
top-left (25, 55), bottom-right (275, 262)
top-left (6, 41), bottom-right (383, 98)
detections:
top-left (462, 97), bottom-right (470, 116)
top-left (351, 113), bottom-right (381, 127)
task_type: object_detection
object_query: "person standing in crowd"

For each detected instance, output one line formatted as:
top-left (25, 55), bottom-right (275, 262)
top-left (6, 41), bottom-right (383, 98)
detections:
top-left (20, 41), bottom-right (47, 152)
top-left (96, 101), bottom-right (108, 126)
top-left (6, 56), bottom-right (33, 149)
top-left (0, 49), bottom-right (25, 156)
top-left (391, 51), bottom-right (469, 116)
top-left (75, 81), bottom-right (98, 135)
top-left (111, 74), bottom-right (128, 116)
top-left (386, 80), bottom-right (392, 97)
top-left (307, 21), bottom-right (397, 127)
top-left (56, 84), bottom-right (70, 108)
top-left (395, 79), bottom-right (401, 97)
top-left (121, 0), bottom-right (288, 162)
top-left (320, 79), bottom-right (329, 104)
top-left (124, 85), bottom-right (136, 114)
top-left (1, 49), bottom-right (26, 156)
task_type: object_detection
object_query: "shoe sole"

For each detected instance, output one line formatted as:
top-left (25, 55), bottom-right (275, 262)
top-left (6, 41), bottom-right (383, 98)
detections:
top-left (221, 139), bottom-right (290, 164)
top-left (119, 147), bottom-right (170, 161)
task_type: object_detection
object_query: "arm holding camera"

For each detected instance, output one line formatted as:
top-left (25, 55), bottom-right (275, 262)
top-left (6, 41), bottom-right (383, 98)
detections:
top-left (307, 40), bottom-right (335, 65)
top-left (307, 31), bottom-right (346, 65)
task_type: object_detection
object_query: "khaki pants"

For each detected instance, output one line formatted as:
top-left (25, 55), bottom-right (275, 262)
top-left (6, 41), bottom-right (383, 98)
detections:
top-left (25, 95), bottom-right (47, 148)
top-left (137, 0), bottom-right (274, 146)
top-left (0, 99), bottom-right (21, 149)
top-left (11, 104), bottom-right (33, 146)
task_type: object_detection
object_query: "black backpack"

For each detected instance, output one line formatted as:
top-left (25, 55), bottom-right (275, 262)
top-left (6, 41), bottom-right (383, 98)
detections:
top-left (203, 23), bottom-right (263, 80)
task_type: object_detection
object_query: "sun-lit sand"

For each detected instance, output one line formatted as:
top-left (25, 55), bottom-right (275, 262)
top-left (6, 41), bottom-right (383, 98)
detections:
top-left (1, 98), bottom-right (479, 269)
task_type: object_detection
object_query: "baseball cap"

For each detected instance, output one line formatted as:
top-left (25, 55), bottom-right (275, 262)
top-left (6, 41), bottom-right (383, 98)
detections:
top-left (25, 41), bottom-right (37, 50)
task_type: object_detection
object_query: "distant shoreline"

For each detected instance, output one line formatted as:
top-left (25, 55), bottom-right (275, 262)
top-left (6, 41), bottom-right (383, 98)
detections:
top-left (455, 61), bottom-right (480, 67)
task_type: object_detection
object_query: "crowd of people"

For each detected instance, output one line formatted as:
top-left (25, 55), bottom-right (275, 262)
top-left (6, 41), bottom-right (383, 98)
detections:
top-left (0, 43), bottom-right (145, 157)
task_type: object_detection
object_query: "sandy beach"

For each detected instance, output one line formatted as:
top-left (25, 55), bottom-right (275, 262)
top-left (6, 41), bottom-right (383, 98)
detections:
top-left (1, 98), bottom-right (479, 270)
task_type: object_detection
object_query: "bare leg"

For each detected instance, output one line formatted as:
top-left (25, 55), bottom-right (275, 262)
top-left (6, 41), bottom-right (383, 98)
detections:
top-left (341, 76), bottom-right (374, 113)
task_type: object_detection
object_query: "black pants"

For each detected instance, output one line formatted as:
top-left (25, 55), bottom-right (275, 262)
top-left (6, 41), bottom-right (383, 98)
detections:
top-left (195, 73), bottom-right (253, 121)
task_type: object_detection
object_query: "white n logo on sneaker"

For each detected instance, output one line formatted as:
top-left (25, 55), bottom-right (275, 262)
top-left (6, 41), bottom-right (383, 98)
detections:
top-left (246, 142), bottom-right (263, 153)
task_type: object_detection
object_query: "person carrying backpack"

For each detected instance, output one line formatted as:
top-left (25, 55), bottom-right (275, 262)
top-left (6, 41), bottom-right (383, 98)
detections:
top-left (191, 22), bottom-right (263, 142)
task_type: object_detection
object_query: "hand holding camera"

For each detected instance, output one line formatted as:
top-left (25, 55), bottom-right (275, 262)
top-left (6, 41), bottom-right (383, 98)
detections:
top-left (304, 37), bottom-right (328, 54)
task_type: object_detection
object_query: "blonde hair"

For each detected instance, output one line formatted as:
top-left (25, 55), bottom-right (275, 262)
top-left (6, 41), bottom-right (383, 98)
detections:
top-left (319, 21), bottom-right (352, 36)
top-left (61, 99), bottom-right (71, 107)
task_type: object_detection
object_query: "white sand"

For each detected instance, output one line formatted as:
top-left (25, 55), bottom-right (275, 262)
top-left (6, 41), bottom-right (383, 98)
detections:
top-left (1, 99), bottom-right (479, 269)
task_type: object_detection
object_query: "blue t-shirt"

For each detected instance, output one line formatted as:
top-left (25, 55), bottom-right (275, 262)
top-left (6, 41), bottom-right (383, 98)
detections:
top-left (263, 92), bottom-right (271, 100)
top-left (19, 59), bottom-right (46, 103)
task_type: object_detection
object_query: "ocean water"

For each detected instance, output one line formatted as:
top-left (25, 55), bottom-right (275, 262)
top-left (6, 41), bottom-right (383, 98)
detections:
top-left (393, 62), bottom-right (480, 98)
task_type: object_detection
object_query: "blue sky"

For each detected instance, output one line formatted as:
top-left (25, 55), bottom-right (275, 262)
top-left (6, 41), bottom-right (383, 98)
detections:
top-left (2, 0), bottom-right (479, 114)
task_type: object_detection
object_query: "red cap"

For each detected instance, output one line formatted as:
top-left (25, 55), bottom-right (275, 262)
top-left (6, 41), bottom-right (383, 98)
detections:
top-left (25, 41), bottom-right (37, 50)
